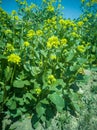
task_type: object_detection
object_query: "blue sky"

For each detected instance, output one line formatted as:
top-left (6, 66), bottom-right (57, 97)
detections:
top-left (1, 0), bottom-right (82, 19)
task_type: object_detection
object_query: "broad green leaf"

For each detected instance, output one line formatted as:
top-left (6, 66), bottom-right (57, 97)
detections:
top-left (5, 66), bottom-right (12, 81)
top-left (70, 64), bottom-right (79, 71)
top-left (66, 50), bottom-right (74, 62)
top-left (36, 103), bottom-right (45, 117)
top-left (24, 80), bottom-right (30, 86)
top-left (13, 80), bottom-right (25, 88)
top-left (6, 100), bottom-right (16, 110)
top-left (25, 92), bottom-right (34, 100)
top-left (0, 54), bottom-right (6, 59)
top-left (48, 93), bottom-right (64, 112)
top-left (13, 80), bottom-right (30, 88)
top-left (40, 99), bottom-right (49, 104)
top-left (31, 66), bottom-right (40, 76)
top-left (72, 102), bottom-right (80, 113)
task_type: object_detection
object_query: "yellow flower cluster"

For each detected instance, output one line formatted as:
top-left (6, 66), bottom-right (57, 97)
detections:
top-left (77, 45), bottom-right (85, 53)
top-left (71, 32), bottom-right (79, 38)
top-left (77, 21), bottom-right (84, 27)
top-left (25, 7), bottom-right (31, 12)
top-left (47, 36), bottom-right (60, 48)
top-left (59, 19), bottom-right (75, 27)
top-left (47, 5), bottom-right (54, 12)
top-left (83, 17), bottom-right (88, 22)
top-left (35, 88), bottom-right (41, 95)
top-left (50, 54), bottom-right (57, 60)
top-left (39, 61), bottom-right (43, 66)
top-left (27, 29), bottom-right (35, 39)
top-left (12, 10), bottom-right (17, 15)
top-left (91, 0), bottom-right (97, 3)
top-left (7, 54), bottom-right (21, 65)
top-left (78, 67), bottom-right (85, 74)
top-left (36, 30), bottom-right (43, 36)
top-left (44, 16), bottom-right (57, 30)
top-left (14, 16), bottom-right (19, 20)
top-left (24, 41), bottom-right (30, 47)
top-left (4, 29), bottom-right (12, 35)
top-left (86, 2), bottom-right (91, 6)
top-left (60, 38), bottom-right (67, 46)
top-left (30, 4), bottom-right (36, 9)
top-left (87, 13), bottom-right (92, 18)
top-left (6, 43), bottom-right (15, 52)
top-left (59, 19), bottom-right (65, 25)
top-left (48, 74), bottom-right (56, 84)
top-left (81, 0), bottom-right (85, 3)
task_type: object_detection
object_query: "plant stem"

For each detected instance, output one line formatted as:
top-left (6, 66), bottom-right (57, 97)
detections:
top-left (10, 64), bottom-right (16, 85)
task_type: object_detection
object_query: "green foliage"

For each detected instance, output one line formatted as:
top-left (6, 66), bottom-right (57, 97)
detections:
top-left (0, 0), bottom-right (97, 129)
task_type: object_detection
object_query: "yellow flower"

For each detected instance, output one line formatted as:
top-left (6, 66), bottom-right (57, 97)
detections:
top-left (59, 19), bottom-right (65, 25)
top-left (78, 67), bottom-right (85, 74)
top-left (83, 17), bottom-right (88, 22)
top-left (60, 38), bottom-right (67, 46)
top-left (58, 4), bottom-right (61, 9)
top-left (36, 30), bottom-right (43, 36)
top-left (39, 61), bottom-right (43, 66)
top-left (24, 41), bottom-right (30, 47)
top-left (25, 7), bottom-right (30, 12)
top-left (8, 54), bottom-right (21, 65)
top-left (77, 45), bottom-right (85, 53)
top-left (71, 32), bottom-right (79, 38)
top-left (86, 2), bottom-right (91, 6)
top-left (47, 5), bottom-right (54, 12)
top-left (87, 13), bottom-right (92, 18)
top-left (30, 4), bottom-right (36, 9)
top-left (27, 29), bottom-right (35, 38)
top-left (4, 29), bottom-right (12, 35)
top-left (43, 0), bottom-right (46, 3)
top-left (48, 74), bottom-right (56, 84)
top-left (12, 10), bottom-right (16, 15)
top-left (35, 88), bottom-right (41, 95)
top-left (14, 16), bottom-right (19, 20)
top-left (50, 54), bottom-right (57, 60)
top-left (91, 0), bottom-right (97, 3)
top-left (6, 43), bottom-right (15, 52)
top-left (81, 0), bottom-right (85, 3)
top-left (47, 36), bottom-right (60, 48)
top-left (73, 27), bottom-right (77, 31)
top-left (77, 21), bottom-right (84, 27)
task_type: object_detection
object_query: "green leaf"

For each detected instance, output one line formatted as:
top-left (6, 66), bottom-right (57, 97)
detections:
top-left (25, 92), bottom-right (34, 100)
top-left (6, 99), bottom-right (16, 110)
top-left (40, 99), bottom-right (49, 104)
top-left (5, 66), bottom-right (12, 81)
top-left (73, 103), bottom-right (80, 113)
top-left (36, 103), bottom-right (45, 117)
top-left (66, 50), bottom-right (74, 62)
top-left (31, 66), bottom-right (40, 76)
top-left (0, 54), bottom-right (6, 59)
top-left (13, 80), bottom-right (30, 88)
top-left (13, 80), bottom-right (25, 88)
top-left (48, 93), bottom-right (64, 112)
top-left (56, 79), bottom-right (66, 87)
top-left (70, 63), bottom-right (79, 71)
top-left (24, 80), bottom-right (30, 86)
top-left (69, 89), bottom-right (81, 112)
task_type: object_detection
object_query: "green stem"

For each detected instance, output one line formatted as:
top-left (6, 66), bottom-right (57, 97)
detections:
top-left (10, 64), bottom-right (16, 85)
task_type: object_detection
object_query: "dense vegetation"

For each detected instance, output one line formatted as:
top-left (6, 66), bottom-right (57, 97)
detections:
top-left (0, 0), bottom-right (97, 129)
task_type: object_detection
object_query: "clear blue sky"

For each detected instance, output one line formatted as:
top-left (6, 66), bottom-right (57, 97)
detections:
top-left (1, 0), bottom-right (82, 19)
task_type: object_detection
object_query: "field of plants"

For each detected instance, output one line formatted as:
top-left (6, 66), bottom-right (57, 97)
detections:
top-left (0, 0), bottom-right (97, 130)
